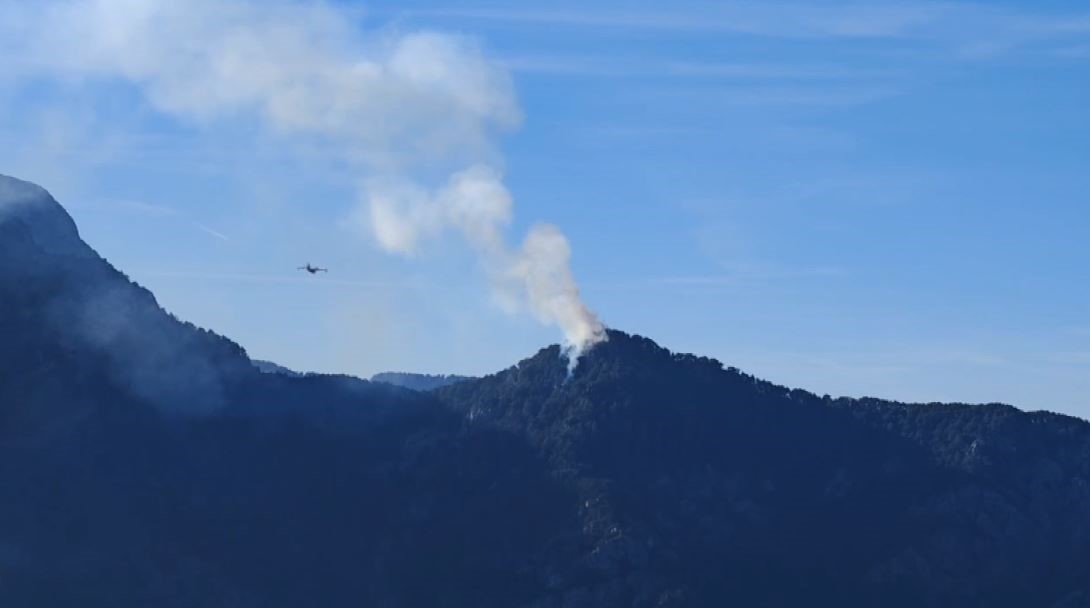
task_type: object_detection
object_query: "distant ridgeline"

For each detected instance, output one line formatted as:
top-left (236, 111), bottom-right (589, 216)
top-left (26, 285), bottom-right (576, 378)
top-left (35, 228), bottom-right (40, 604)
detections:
top-left (371, 372), bottom-right (474, 391)
top-left (1, 172), bottom-right (1089, 607)
top-left (252, 359), bottom-right (304, 377)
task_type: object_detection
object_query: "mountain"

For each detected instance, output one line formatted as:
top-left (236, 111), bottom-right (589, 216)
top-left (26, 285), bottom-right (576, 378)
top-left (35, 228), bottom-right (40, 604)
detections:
top-left (2, 173), bottom-right (1089, 607)
top-left (0, 174), bottom-right (575, 607)
top-left (252, 359), bottom-right (304, 377)
top-left (439, 333), bottom-right (1090, 606)
top-left (371, 371), bottom-right (475, 391)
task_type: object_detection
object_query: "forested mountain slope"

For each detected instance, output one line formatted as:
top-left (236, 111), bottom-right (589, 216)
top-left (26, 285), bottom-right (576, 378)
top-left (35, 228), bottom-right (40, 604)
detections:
top-left (2, 173), bottom-right (1088, 607)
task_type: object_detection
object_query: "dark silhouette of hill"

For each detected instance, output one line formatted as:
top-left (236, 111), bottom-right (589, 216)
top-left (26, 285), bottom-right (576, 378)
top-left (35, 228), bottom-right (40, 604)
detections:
top-left (372, 371), bottom-right (475, 391)
top-left (1, 173), bottom-right (1089, 607)
top-left (0, 175), bottom-right (579, 607)
top-left (252, 359), bottom-right (304, 377)
top-left (438, 333), bottom-right (1090, 605)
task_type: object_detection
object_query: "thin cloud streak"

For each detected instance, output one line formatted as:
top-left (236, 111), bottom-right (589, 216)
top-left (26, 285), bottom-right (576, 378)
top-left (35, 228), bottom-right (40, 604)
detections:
top-left (405, 3), bottom-right (1090, 57)
top-left (501, 55), bottom-right (899, 81)
top-left (133, 269), bottom-right (420, 289)
top-left (655, 267), bottom-right (849, 285)
top-left (71, 198), bottom-right (182, 217)
top-left (584, 265), bottom-right (851, 291)
top-left (640, 84), bottom-right (902, 108)
top-left (403, 4), bottom-right (951, 38)
top-left (75, 197), bottom-right (233, 243)
top-left (194, 222), bottom-right (231, 242)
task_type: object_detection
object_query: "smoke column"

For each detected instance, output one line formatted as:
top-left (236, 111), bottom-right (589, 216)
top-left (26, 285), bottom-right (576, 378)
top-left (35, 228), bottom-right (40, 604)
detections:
top-left (0, 0), bottom-right (606, 361)
top-left (366, 166), bottom-right (605, 363)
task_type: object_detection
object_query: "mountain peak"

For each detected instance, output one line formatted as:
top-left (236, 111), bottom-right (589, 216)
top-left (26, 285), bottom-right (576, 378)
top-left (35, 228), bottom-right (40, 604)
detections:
top-left (0, 173), bottom-right (50, 205)
top-left (0, 174), bottom-right (89, 257)
top-left (505, 328), bottom-right (731, 390)
top-left (588, 328), bottom-right (723, 368)
top-left (0, 173), bottom-right (257, 415)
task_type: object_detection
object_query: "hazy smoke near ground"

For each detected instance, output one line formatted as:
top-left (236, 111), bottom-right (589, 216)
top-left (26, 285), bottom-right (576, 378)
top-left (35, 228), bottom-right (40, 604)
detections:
top-left (0, 0), bottom-right (606, 359)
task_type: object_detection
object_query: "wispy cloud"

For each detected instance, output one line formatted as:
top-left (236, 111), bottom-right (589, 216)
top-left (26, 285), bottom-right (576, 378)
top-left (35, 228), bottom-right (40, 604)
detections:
top-left (194, 222), bottom-right (231, 242)
top-left (133, 269), bottom-right (419, 289)
top-left (501, 55), bottom-right (898, 81)
top-left (654, 265), bottom-right (849, 286)
top-left (604, 263), bottom-right (851, 292)
top-left (628, 81), bottom-right (902, 109)
top-left (405, 3), bottom-right (1090, 58)
top-left (1048, 45), bottom-right (1090, 59)
top-left (403, 4), bottom-right (951, 39)
top-left (73, 198), bottom-right (182, 217)
top-left (500, 54), bottom-right (905, 113)
top-left (77, 197), bottom-right (233, 242)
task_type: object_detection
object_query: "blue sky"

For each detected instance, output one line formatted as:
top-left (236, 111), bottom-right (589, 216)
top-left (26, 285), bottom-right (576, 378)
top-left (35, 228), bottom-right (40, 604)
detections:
top-left (1, 0), bottom-right (1088, 415)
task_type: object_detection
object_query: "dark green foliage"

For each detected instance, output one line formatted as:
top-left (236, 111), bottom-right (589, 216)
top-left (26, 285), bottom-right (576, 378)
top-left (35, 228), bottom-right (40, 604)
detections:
top-left (436, 333), bottom-right (1090, 606)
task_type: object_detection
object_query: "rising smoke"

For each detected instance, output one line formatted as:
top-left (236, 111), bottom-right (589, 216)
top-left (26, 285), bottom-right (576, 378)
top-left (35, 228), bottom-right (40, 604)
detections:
top-left (366, 166), bottom-right (605, 363)
top-left (0, 0), bottom-right (606, 361)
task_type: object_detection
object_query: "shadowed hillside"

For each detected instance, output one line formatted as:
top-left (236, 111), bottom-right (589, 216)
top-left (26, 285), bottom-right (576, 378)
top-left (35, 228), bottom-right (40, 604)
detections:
top-left (438, 332), bottom-right (1090, 605)
top-left (0, 175), bottom-right (580, 607)
top-left (371, 372), bottom-right (475, 391)
top-left (1, 173), bottom-right (1089, 607)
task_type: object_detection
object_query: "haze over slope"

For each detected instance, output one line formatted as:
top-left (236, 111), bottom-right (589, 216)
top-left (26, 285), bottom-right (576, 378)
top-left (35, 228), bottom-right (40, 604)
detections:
top-left (1, 174), bottom-right (1088, 607)
top-left (371, 371), bottom-right (474, 391)
top-left (1, 0), bottom-right (606, 360)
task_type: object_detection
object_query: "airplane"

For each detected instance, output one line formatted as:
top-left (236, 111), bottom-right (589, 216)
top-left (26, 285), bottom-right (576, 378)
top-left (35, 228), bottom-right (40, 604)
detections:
top-left (297, 263), bottom-right (328, 275)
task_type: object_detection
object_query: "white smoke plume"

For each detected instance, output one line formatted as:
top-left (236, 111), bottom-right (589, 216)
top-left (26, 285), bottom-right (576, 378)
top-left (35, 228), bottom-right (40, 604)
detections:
top-left (513, 224), bottom-right (606, 362)
top-left (0, 0), bottom-right (606, 360)
top-left (365, 166), bottom-right (605, 363)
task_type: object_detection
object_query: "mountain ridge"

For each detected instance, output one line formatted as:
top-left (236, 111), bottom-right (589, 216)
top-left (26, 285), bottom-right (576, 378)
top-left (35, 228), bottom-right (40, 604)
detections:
top-left (371, 371), bottom-right (475, 391)
top-left (0, 174), bottom-right (91, 257)
top-left (2, 173), bottom-right (1089, 607)
top-left (437, 330), bottom-right (1090, 605)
